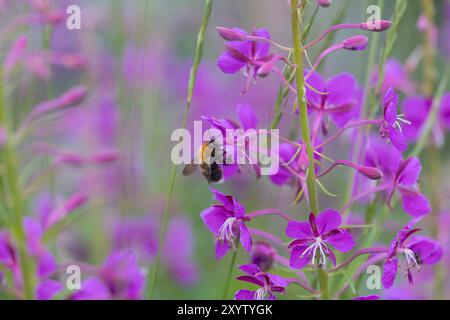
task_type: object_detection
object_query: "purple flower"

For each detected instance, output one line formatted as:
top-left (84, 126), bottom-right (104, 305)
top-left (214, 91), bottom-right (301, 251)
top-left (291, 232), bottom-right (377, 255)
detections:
top-left (217, 28), bottom-right (273, 91)
top-left (234, 264), bottom-right (287, 300)
top-left (379, 86), bottom-right (410, 152)
top-left (382, 218), bottom-right (443, 289)
top-left (286, 210), bottom-right (355, 269)
top-left (200, 188), bottom-right (252, 259)
top-left (365, 137), bottom-right (431, 217)
top-left (305, 71), bottom-right (360, 129)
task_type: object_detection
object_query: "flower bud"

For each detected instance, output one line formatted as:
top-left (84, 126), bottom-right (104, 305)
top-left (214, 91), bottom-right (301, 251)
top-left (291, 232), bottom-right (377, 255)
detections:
top-left (59, 86), bottom-right (87, 106)
top-left (45, 193), bottom-right (89, 229)
top-left (256, 61), bottom-right (274, 77)
top-left (318, 0), bottom-right (332, 7)
top-left (360, 20), bottom-right (392, 32)
top-left (91, 149), bottom-right (120, 163)
top-left (342, 35), bottom-right (369, 51)
top-left (251, 241), bottom-right (276, 272)
top-left (357, 165), bottom-right (383, 180)
top-left (216, 27), bottom-right (245, 41)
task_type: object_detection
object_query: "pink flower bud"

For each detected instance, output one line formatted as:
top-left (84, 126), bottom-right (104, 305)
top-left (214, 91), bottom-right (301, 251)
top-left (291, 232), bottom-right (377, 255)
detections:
top-left (256, 61), bottom-right (274, 77)
top-left (44, 193), bottom-right (89, 229)
top-left (59, 153), bottom-right (85, 166)
top-left (342, 35), bottom-right (369, 51)
top-left (59, 86), bottom-right (87, 106)
top-left (318, 0), bottom-right (332, 7)
top-left (216, 27), bottom-right (245, 41)
top-left (90, 149), bottom-right (120, 163)
top-left (4, 35), bottom-right (27, 74)
top-left (360, 20), bottom-right (392, 32)
top-left (357, 166), bottom-right (383, 180)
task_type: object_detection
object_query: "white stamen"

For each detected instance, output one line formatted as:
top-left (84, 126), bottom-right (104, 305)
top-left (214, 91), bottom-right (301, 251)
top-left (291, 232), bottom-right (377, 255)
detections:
top-left (218, 217), bottom-right (236, 243)
top-left (300, 237), bottom-right (329, 269)
top-left (392, 114), bottom-right (411, 133)
top-left (401, 248), bottom-right (420, 270)
top-left (254, 287), bottom-right (269, 300)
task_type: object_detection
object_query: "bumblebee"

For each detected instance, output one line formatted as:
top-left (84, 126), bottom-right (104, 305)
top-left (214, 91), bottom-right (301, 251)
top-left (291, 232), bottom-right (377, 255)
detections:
top-left (182, 137), bottom-right (225, 184)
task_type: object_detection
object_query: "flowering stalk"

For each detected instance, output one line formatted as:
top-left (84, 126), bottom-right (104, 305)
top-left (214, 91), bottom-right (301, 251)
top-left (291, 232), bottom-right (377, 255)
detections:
top-left (0, 66), bottom-right (35, 299)
top-left (147, 0), bottom-right (213, 299)
top-left (291, 0), bottom-right (327, 299)
top-left (291, 0), bottom-right (319, 215)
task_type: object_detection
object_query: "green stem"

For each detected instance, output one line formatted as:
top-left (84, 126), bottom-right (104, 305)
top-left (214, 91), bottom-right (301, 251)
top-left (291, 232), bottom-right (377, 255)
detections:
top-left (146, 0), bottom-right (213, 299)
top-left (0, 67), bottom-right (35, 299)
top-left (290, 0), bottom-right (319, 214)
top-left (318, 268), bottom-right (329, 300)
top-left (291, 0), bottom-right (325, 299)
top-left (222, 249), bottom-right (238, 300)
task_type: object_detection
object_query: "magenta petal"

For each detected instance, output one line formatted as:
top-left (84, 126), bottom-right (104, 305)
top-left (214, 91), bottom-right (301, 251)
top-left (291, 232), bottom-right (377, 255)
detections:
top-left (217, 51), bottom-right (246, 74)
top-left (210, 188), bottom-right (235, 211)
top-left (389, 128), bottom-right (408, 152)
top-left (235, 289), bottom-right (256, 300)
top-left (239, 264), bottom-right (260, 276)
top-left (397, 157), bottom-right (421, 185)
top-left (315, 209), bottom-right (342, 235)
top-left (439, 93), bottom-right (450, 129)
top-left (383, 87), bottom-right (399, 111)
top-left (200, 206), bottom-right (229, 235)
top-left (384, 102), bottom-right (398, 127)
top-left (289, 245), bottom-right (310, 269)
top-left (252, 28), bottom-right (271, 59)
top-left (38, 251), bottom-right (57, 278)
top-left (37, 279), bottom-right (64, 300)
top-left (325, 230), bottom-right (355, 252)
top-left (236, 275), bottom-right (265, 287)
top-left (326, 72), bottom-right (357, 107)
top-left (237, 103), bottom-right (258, 130)
top-left (268, 274), bottom-right (288, 288)
top-left (215, 240), bottom-right (230, 259)
top-left (239, 223), bottom-right (252, 252)
top-left (382, 257), bottom-right (398, 289)
top-left (286, 221), bottom-right (313, 239)
top-left (400, 190), bottom-right (431, 217)
top-left (305, 71), bottom-right (325, 107)
top-left (408, 237), bottom-right (443, 265)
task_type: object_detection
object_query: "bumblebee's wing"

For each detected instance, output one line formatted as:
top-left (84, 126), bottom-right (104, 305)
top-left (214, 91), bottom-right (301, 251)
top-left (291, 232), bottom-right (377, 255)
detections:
top-left (183, 161), bottom-right (198, 176)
